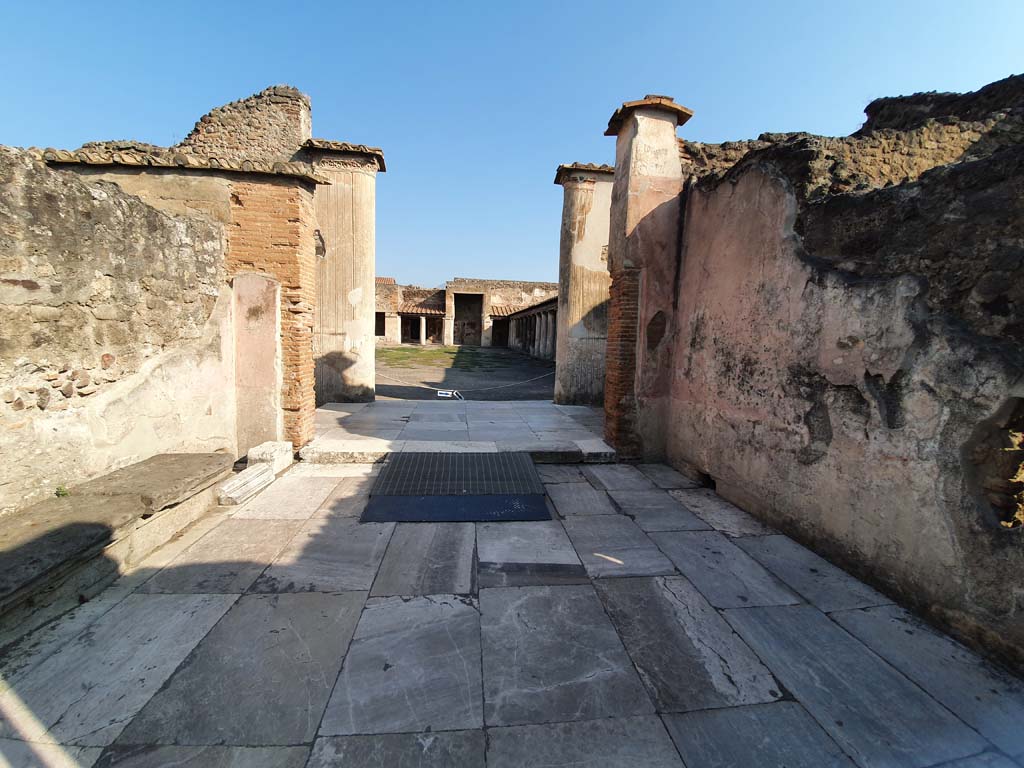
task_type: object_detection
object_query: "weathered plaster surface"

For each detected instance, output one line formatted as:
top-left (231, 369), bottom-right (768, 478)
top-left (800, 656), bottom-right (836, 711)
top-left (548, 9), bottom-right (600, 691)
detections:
top-left (0, 149), bottom-right (235, 514)
top-left (554, 169), bottom-right (612, 405)
top-left (666, 157), bottom-right (1024, 667)
top-left (310, 156), bottom-right (378, 403)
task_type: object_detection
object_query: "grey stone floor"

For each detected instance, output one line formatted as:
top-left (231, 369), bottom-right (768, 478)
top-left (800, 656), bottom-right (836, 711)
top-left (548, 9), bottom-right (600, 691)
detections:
top-left (1, 460), bottom-right (1023, 767)
top-left (302, 399), bottom-right (612, 462)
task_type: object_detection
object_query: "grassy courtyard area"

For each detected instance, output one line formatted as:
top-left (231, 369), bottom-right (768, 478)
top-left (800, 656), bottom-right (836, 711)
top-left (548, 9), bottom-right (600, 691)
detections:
top-left (376, 344), bottom-right (505, 371)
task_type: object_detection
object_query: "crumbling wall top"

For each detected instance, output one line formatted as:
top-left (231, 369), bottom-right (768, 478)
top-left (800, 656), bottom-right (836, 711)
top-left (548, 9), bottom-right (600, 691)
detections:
top-left (859, 73), bottom-right (1024, 132)
top-left (31, 147), bottom-right (326, 184)
top-left (176, 85), bottom-right (312, 165)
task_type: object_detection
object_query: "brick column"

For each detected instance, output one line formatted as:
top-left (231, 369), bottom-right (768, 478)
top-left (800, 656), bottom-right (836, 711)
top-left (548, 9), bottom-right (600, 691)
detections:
top-left (603, 95), bottom-right (691, 459)
top-left (227, 178), bottom-right (319, 448)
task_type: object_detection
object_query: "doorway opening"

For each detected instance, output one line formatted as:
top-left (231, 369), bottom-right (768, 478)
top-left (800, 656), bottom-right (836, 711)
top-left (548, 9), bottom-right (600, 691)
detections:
top-left (454, 293), bottom-right (483, 346)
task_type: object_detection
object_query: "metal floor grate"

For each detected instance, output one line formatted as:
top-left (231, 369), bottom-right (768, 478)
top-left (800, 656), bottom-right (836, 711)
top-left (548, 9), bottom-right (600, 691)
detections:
top-left (371, 452), bottom-right (544, 496)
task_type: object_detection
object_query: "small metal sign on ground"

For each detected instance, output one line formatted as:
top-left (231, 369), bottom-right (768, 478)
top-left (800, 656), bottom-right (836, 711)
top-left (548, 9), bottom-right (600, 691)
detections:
top-left (436, 389), bottom-right (464, 399)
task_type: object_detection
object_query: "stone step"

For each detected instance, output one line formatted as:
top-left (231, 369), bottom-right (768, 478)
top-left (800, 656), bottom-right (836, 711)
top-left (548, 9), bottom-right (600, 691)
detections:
top-left (298, 438), bottom-right (615, 465)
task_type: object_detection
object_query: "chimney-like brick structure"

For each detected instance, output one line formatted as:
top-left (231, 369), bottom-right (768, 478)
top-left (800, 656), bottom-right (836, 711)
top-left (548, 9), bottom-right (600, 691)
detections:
top-left (603, 95), bottom-right (691, 459)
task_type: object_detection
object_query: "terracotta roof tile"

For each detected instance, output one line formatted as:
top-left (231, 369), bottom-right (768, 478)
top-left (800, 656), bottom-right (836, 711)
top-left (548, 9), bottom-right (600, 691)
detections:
top-left (32, 147), bottom-right (327, 184)
top-left (375, 276), bottom-right (397, 285)
top-left (554, 162), bottom-right (615, 184)
top-left (399, 301), bottom-right (445, 316)
top-left (303, 138), bottom-right (386, 172)
top-left (489, 305), bottom-right (520, 317)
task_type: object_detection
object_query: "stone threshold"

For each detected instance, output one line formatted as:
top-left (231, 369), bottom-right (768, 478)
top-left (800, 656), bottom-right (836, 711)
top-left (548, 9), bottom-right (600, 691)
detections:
top-left (299, 438), bottom-right (615, 464)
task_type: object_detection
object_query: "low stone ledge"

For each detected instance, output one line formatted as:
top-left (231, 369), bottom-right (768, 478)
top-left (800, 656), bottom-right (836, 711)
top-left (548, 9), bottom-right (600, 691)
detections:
top-left (0, 453), bottom-right (231, 642)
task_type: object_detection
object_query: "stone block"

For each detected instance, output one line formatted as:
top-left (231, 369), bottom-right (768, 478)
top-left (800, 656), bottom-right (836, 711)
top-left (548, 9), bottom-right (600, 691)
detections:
top-left (596, 576), bottom-right (781, 712)
top-left (321, 595), bottom-right (483, 735)
top-left (217, 464), bottom-right (274, 506)
top-left (662, 702), bottom-right (855, 767)
top-left (487, 717), bottom-right (683, 768)
top-left (724, 604), bottom-right (989, 767)
top-left (309, 732), bottom-right (484, 768)
top-left (652, 531), bottom-right (801, 608)
top-left (246, 440), bottom-right (295, 475)
top-left (117, 592), bottom-right (363, 746)
top-left (480, 585), bottom-right (652, 726)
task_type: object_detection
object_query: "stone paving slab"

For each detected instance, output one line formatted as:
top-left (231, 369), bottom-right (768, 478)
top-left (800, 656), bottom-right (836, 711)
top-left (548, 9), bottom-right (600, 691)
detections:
top-left (0, 739), bottom-right (102, 767)
top-left (662, 701), bottom-right (855, 768)
top-left (596, 577), bottom-right (782, 712)
top-left (94, 745), bottom-right (310, 767)
top-left (117, 592), bottom-right (363, 746)
top-left (487, 716), bottom-right (683, 767)
top-left (637, 463), bottom-right (703, 489)
top-left (583, 463), bottom-right (657, 490)
top-left (370, 523), bottom-right (475, 596)
top-left (313, 481), bottom-right (370, 519)
top-left (477, 521), bottom-right (579, 565)
top-left (299, 438), bottom-right (404, 464)
top-left (137, 519), bottom-right (300, 594)
top-left (477, 521), bottom-right (587, 587)
top-left (563, 515), bottom-right (676, 578)
top-left (251, 518), bottom-right (394, 593)
top-left (232, 475), bottom-right (341, 519)
top-left (324, 427), bottom-right (405, 441)
top-left (400, 428), bottom-right (471, 441)
top-left (308, 731), bottom-right (485, 767)
top-left (400, 440), bottom-right (499, 453)
top-left (723, 604), bottom-right (990, 768)
top-left (575, 437), bottom-right (615, 462)
top-left (609, 489), bottom-right (711, 532)
top-left (832, 603), bottom-right (1024, 760)
top-left (545, 482), bottom-right (618, 517)
top-left (536, 465), bottom-right (586, 483)
top-left (321, 595), bottom-right (483, 735)
top-left (652, 531), bottom-right (801, 608)
top-left (668, 488), bottom-right (773, 536)
top-left (480, 585), bottom-right (653, 726)
top-left (935, 753), bottom-right (1023, 768)
top-left (409, 412), bottom-right (467, 422)
top-left (0, 593), bottom-right (236, 746)
top-left (287, 463), bottom-right (379, 478)
top-left (736, 534), bottom-right (892, 613)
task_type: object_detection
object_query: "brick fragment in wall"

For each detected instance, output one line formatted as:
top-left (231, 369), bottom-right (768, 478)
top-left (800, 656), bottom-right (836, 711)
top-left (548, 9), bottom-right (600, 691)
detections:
top-left (226, 177), bottom-right (317, 447)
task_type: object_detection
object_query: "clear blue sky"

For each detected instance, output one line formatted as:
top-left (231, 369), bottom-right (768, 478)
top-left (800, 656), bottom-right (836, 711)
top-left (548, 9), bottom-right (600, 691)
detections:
top-left (2, 1), bottom-right (1021, 286)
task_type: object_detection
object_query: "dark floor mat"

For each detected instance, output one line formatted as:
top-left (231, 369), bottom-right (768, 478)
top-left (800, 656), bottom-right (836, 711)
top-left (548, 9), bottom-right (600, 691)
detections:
top-left (361, 452), bottom-right (550, 522)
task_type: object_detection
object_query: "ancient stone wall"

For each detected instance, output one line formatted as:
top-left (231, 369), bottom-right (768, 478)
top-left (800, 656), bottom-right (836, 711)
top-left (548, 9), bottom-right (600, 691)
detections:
top-left (176, 86), bottom-right (312, 164)
top-left (63, 167), bottom-right (319, 448)
top-left (611, 76), bottom-right (1024, 668)
top-left (446, 278), bottom-right (558, 346)
top-left (0, 148), bottom-right (236, 514)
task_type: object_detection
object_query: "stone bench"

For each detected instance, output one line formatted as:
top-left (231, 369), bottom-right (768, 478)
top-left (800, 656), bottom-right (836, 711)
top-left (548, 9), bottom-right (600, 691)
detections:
top-left (0, 453), bottom-right (232, 643)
